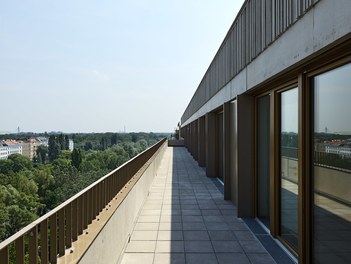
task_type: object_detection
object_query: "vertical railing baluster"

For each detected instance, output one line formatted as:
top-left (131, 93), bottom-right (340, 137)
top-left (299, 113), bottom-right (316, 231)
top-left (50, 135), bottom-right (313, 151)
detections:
top-left (41, 219), bottom-right (49, 264)
top-left (83, 193), bottom-right (88, 230)
top-left (15, 236), bottom-right (24, 264)
top-left (78, 196), bottom-right (83, 235)
top-left (0, 246), bottom-right (9, 264)
top-left (29, 226), bottom-right (38, 264)
top-left (65, 203), bottom-right (72, 249)
top-left (49, 213), bottom-right (57, 264)
top-left (72, 199), bottom-right (78, 241)
top-left (58, 208), bottom-right (65, 256)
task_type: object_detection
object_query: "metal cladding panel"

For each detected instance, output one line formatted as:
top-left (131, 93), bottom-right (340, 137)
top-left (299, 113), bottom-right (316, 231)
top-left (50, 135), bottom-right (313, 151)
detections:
top-left (181, 0), bottom-right (319, 124)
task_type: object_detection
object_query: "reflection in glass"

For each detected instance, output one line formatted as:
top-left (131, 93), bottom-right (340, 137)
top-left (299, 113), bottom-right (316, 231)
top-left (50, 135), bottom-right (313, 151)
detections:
top-left (280, 88), bottom-right (298, 252)
top-left (313, 63), bottom-right (351, 264)
top-left (257, 95), bottom-right (270, 228)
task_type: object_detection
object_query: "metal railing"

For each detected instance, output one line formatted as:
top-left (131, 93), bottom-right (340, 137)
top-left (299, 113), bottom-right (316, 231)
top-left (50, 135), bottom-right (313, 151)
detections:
top-left (0, 138), bottom-right (166, 264)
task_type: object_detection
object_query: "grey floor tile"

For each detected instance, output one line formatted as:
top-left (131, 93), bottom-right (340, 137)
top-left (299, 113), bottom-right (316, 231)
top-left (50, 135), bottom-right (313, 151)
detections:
top-left (184, 241), bottom-right (214, 253)
top-left (125, 241), bottom-right (156, 253)
top-left (131, 231), bottom-right (158, 241)
top-left (182, 209), bottom-right (202, 216)
top-left (159, 222), bottom-right (183, 231)
top-left (157, 230), bottom-right (183, 241)
top-left (183, 222), bottom-right (207, 231)
top-left (160, 215), bottom-right (182, 222)
top-left (208, 230), bottom-right (237, 241)
top-left (186, 253), bottom-right (218, 264)
top-left (120, 253), bottom-right (154, 264)
top-left (247, 253), bottom-right (277, 264)
top-left (181, 204), bottom-right (200, 210)
top-left (201, 209), bottom-right (222, 216)
top-left (220, 209), bottom-right (236, 216)
top-left (239, 240), bottom-right (267, 253)
top-left (216, 253), bottom-right (250, 264)
top-left (134, 223), bottom-right (159, 231)
top-left (227, 222), bottom-right (248, 231)
top-left (183, 231), bottom-right (210, 241)
top-left (138, 215), bottom-right (160, 223)
top-left (212, 241), bottom-right (243, 253)
top-left (153, 253), bottom-right (186, 264)
top-left (233, 231), bottom-right (256, 241)
top-left (203, 215), bottom-right (225, 222)
top-left (155, 241), bottom-right (185, 253)
top-left (182, 215), bottom-right (204, 222)
top-left (205, 222), bottom-right (230, 231)
top-left (140, 209), bottom-right (161, 216)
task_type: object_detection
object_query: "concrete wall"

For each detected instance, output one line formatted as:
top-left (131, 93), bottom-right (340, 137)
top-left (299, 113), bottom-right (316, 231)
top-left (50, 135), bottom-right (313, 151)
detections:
top-left (78, 143), bottom-right (167, 264)
top-left (182, 0), bottom-right (351, 126)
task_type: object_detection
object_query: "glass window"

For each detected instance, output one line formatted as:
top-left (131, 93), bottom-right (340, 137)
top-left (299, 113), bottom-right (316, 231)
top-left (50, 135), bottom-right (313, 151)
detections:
top-left (280, 87), bottom-right (299, 252)
top-left (313, 62), bottom-right (351, 264)
top-left (257, 95), bottom-right (270, 228)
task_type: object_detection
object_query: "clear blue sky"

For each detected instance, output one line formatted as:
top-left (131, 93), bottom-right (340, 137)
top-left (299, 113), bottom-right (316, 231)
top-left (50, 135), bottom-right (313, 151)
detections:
top-left (0, 0), bottom-right (245, 133)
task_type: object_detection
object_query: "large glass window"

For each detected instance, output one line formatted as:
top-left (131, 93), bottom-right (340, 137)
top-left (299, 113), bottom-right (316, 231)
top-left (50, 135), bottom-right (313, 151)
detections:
top-left (280, 88), bottom-right (299, 252)
top-left (313, 62), bottom-right (351, 264)
top-left (257, 95), bottom-right (270, 228)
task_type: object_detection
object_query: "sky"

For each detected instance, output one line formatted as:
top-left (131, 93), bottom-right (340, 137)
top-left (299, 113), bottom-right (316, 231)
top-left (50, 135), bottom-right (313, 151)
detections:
top-left (0, 0), bottom-right (245, 133)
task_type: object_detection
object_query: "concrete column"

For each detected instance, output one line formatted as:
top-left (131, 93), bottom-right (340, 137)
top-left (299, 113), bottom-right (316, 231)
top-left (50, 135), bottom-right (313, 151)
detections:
top-left (237, 94), bottom-right (254, 217)
top-left (197, 116), bottom-right (206, 167)
top-left (223, 102), bottom-right (231, 200)
top-left (190, 122), bottom-right (195, 156)
top-left (193, 120), bottom-right (198, 161)
top-left (205, 112), bottom-right (218, 178)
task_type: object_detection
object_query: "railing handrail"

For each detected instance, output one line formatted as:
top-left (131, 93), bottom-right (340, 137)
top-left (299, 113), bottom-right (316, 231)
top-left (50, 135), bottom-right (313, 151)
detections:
top-left (0, 138), bottom-right (166, 250)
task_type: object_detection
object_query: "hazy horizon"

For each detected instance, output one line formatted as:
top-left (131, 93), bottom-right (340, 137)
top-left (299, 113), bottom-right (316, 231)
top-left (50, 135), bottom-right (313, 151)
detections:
top-left (0, 0), bottom-right (245, 133)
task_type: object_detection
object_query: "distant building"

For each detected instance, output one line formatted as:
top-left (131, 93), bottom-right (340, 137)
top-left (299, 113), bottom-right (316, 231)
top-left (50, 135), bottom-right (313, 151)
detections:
top-left (22, 138), bottom-right (39, 160)
top-left (36, 137), bottom-right (49, 147)
top-left (69, 139), bottom-right (74, 151)
top-left (3, 140), bottom-right (22, 156)
top-left (325, 144), bottom-right (351, 158)
top-left (0, 143), bottom-right (8, 160)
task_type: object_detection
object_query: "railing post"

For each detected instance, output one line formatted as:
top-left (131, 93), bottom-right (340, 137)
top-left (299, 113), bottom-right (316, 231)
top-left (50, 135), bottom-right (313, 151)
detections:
top-left (82, 193), bottom-right (88, 230)
top-left (0, 246), bottom-right (9, 264)
top-left (15, 236), bottom-right (24, 264)
top-left (29, 226), bottom-right (38, 264)
top-left (41, 219), bottom-right (49, 264)
top-left (58, 208), bottom-right (65, 256)
top-left (65, 203), bottom-right (72, 249)
top-left (72, 199), bottom-right (78, 241)
top-left (49, 213), bottom-right (57, 264)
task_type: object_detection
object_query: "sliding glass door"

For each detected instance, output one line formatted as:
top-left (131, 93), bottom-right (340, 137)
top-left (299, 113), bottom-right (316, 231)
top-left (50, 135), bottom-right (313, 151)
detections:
top-left (313, 62), bottom-right (351, 264)
top-left (280, 88), bottom-right (299, 252)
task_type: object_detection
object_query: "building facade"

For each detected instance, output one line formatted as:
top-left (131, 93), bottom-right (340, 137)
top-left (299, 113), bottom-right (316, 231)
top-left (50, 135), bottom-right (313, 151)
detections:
top-left (0, 144), bottom-right (8, 160)
top-left (180, 0), bottom-right (351, 263)
top-left (21, 138), bottom-right (39, 160)
top-left (2, 140), bottom-right (22, 156)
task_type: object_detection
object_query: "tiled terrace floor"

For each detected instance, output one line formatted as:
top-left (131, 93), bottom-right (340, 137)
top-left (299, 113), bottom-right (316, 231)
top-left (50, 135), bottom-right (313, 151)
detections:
top-left (120, 147), bottom-right (276, 264)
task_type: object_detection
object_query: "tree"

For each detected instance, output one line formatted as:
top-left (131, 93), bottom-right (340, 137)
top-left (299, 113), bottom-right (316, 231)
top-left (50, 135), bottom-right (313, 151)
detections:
top-left (48, 135), bottom-right (60, 162)
top-left (0, 154), bottom-right (32, 174)
top-left (111, 134), bottom-right (117, 145)
top-left (65, 135), bottom-right (70, 150)
top-left (84, 142), bottom-right (93, 151)
top-left (36, 145), bottom-right (48, 164)
top-left (58, 134), bottom-right (65, 150)
top-left (71, 148), bottom-right (82, 170)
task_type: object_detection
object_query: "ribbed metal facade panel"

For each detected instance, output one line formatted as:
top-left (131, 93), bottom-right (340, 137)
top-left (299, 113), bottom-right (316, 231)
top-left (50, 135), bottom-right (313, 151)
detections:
top-left (181, 0), bottom-right (319, 123)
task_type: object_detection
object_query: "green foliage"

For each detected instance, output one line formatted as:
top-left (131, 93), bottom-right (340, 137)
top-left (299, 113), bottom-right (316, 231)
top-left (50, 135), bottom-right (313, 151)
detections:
top-left (0, 132), bottom-right (164, 243)
top-left (48, 135), bottom-right (60, 162)
top-left (71, 148), bottom-right (82, 170)
top-left (36, 145), bottom-right (48, 164)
